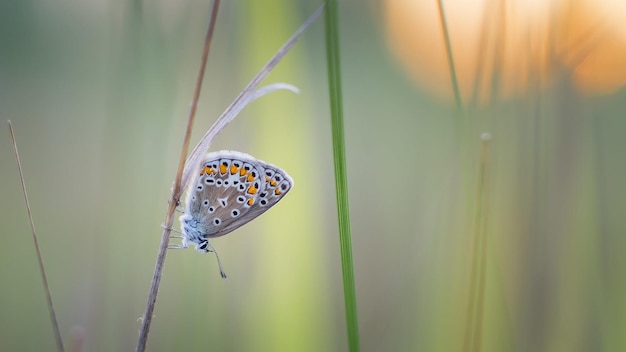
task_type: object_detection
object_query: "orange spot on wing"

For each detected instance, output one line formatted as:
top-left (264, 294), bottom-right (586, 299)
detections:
top-left (275, 188), bottom-right (282, 196)
top-left (247, 197), bottom-right (255, 206)
top-left (248, 185), bottom-right (259, 194)
top-left (240, 168), bottom-right (248, 177)
top-left (247, 184), bottom-right (258, 194)
top-left (219, 163), bottom-right (228, 175)
top-left (247, 173), bottom-right (255, 182)
top-left (230, 165), bottom-right (239, 175)
top-left (270, 179), bottom-right (277, 187)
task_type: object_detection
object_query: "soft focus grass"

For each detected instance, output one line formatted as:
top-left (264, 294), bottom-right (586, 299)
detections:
top-left (1, 1), bottom-right (626, 352)
top-left (324, 1), bottom-right (360, 351)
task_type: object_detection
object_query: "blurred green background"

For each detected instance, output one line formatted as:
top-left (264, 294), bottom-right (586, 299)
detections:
top-left (1, 0), bottom-right (626, 351)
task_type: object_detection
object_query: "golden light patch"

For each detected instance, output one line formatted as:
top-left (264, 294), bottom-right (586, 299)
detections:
top-left (556, 0), bottom-right (626, 93)
top-left (384, 0), bottom-right (556, 103)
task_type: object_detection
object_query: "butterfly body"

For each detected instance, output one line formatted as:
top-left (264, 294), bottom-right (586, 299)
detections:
top-left (179, 150), bottom-right (293, 254)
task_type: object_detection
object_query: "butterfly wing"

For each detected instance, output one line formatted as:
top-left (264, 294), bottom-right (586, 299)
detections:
top-left (219, 159), bottom-right (294, 235)
top-left (184, 151), bottom-right (293, 239)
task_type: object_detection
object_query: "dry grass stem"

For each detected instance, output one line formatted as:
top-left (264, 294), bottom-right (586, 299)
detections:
top-left (8, 120), bottom-right (65, 352)
top-left (135, 1), bottom-right (221, 351)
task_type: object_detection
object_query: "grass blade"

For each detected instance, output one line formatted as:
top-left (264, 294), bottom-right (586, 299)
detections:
top-left (436, 0), bottom-right (463, 111)
top-left (181, 6), bottom-right (323, 192)
top-left (324, 1), bottom-right (360, 351)
top-left (8, 120), bottom-right (65, 352)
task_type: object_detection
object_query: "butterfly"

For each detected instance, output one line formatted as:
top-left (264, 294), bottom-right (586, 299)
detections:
top-left (173, 150), bottom-right (294, 278)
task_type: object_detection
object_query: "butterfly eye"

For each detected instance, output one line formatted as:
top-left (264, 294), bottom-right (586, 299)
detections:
top-left (199, 241), bottom-right (208, 250)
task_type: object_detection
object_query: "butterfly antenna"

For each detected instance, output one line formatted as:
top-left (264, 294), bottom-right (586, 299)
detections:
top-left (207, 243), bottom-right (228, 279)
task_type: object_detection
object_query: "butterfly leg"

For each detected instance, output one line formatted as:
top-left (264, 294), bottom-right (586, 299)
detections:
top-left (161, 224), bottom-right (184, 239)
top-left (168, 243), bottom-right (189, 250)
top-left (168, 235), bottom-right (189, 250)
top-left (161, 223), bottom-right (182, 233)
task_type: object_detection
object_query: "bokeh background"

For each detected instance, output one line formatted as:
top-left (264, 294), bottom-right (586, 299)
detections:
top-left (1, 0), bottom-right (626, 351)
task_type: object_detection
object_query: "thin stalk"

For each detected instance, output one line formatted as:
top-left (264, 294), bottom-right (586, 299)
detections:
top-left (8, 121), bottom-right (65, 352)
top-left (181, 6), bottom-right (324, 191)
top-left (462, 134), bottom-right (492, 352)
top-left (436, 0), bottom-right (463, 111)
top-left (135, 1), bottom-right (221, 350)
top-left (324, 1), bottom-right (360, 352)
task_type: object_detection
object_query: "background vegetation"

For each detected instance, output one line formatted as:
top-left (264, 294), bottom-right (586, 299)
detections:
top-left (1, 0), bottom-right (625, 351)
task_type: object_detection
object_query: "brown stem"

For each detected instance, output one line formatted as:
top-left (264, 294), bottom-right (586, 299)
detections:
top-left (135, 1), bottom-right (221, 351)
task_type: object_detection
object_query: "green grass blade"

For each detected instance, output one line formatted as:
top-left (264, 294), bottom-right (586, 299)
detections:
top-left (436, 0), bottom-right (463, 111)
top-left (324, 2), bottom-right (360, 352)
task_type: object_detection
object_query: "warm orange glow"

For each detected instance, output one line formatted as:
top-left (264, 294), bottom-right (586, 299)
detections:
top-left (557, 0), bottom-right (626, 93)
top-left (384, 0), bottom-right (626, 103)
